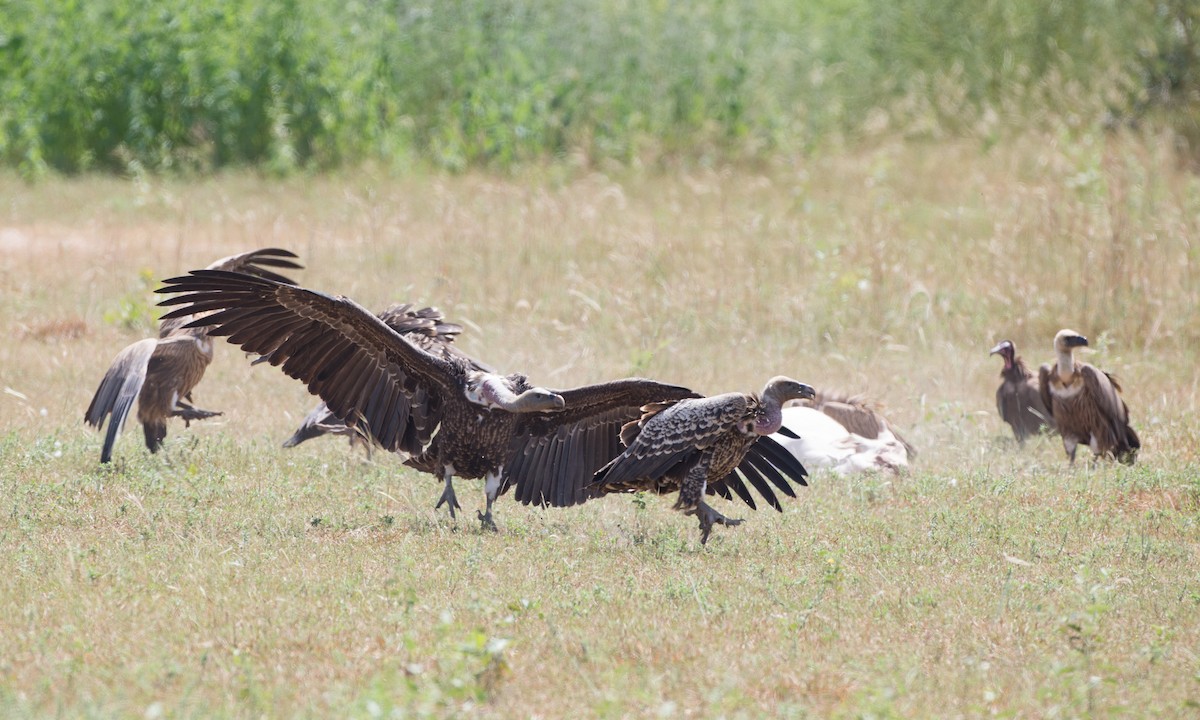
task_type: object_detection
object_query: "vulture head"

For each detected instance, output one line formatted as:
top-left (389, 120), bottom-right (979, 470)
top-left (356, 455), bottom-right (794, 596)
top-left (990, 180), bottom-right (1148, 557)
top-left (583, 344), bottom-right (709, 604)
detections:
top-left (756, 376), bottom-right (817, 434)
top-left (1054, 329), bottom-right (1088, 352)
top-left (465, 372), bottom-right (566, 413)
top-left (763, 376), bottom-right (817, 404)
top-left (989, 340), bottom-right (1016, 369)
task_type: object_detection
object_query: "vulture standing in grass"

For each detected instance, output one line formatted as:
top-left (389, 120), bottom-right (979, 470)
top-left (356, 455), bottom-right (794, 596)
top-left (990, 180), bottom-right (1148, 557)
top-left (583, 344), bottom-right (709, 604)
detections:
top-left (84, 248), bottom-right (302, 463)
top-left (990, 339), bottom-right (1054, 444)
top-left (1038, 329), bottom-right (1139, 465)
top-left (156, 270), bottom-right (698, 528)
top-left (590, 377), bottom-right (815, 544)
top-left (772, 390), bottom-right (913, 475)
top-left (278, 303), bottom-right (487, 458)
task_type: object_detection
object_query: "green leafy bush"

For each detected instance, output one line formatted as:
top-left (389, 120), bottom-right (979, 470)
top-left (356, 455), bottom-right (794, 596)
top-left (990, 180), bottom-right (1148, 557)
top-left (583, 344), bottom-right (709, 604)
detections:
top-left (0, 0), bottom-right (1192, 174)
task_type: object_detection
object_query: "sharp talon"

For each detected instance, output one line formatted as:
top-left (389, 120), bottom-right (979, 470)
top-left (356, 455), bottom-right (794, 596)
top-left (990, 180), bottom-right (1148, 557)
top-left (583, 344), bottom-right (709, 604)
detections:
top-left (696, 503), bottom-right (743, 544)
top-left (435, 485), bottom-right (462, 518)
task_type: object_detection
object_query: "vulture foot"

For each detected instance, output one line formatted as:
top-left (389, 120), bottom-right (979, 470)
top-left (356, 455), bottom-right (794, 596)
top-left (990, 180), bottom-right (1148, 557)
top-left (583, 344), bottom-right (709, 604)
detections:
top-left (434, 484), bottom-right (462, 518)
top-left (477, 510), bottom-right (498, 533)
top-left (695, 502), bottom-right (743, 545)
top-left (174, 404), bottom-right (223, 428)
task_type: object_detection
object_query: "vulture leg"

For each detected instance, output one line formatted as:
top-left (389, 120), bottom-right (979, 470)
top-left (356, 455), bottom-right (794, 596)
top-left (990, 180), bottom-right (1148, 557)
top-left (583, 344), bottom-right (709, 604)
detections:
top-left (143, 421), bottom-right (168, 454)
top-left (434, 469), bottom-right (462, 519)
top-left (1064, 436), bottom-right (1079, 465)
top-left (692, 501), bottom-right (744, 545)
top-left (172, 401), bottom-right (223, 427)
top-left (477, 470), bottom-right (502, 532)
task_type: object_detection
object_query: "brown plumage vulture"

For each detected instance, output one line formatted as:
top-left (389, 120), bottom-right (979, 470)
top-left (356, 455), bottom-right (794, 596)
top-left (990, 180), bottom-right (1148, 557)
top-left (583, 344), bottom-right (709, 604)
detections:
top-left (590, 377), bottom-right (815, 544)
top-left (278, 302), bottom-right (488, 458)
top-left (989, 340), bottom-right (1055, 444)
top-left (1037, 329), bottom-right (1139, 465)
top-left (155, 270), bottom-right (699, 529)
top-left (84, 248), bottom-right (302, 463)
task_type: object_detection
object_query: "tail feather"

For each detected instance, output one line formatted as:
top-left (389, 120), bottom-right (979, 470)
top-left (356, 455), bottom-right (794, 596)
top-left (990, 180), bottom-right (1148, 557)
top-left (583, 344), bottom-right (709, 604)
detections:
top-left (1116, 422), bottom-right (1140, 465)
top-left (85, 339), bottom-right (156, 463)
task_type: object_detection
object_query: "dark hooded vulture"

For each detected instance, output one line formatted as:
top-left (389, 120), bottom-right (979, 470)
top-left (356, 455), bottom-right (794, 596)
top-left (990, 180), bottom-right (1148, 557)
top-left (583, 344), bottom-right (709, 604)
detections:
top-left (278, 302), bottom-right (489, 458)
top-left (590, 377), bottom-right (815, 544)
top-left (84, 248), bottom-right (302, 463)
top-left (1038, 329), bottom-right (1139, 465)
top-left (989, 339), bottom-right (1055, 444)
top-left (155, 270), bottom-right (699, 528)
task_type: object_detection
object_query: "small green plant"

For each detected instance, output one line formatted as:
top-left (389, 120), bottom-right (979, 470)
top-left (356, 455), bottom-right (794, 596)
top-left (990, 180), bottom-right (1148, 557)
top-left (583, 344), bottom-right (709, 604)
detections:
top-left (101, 267), bottom-right (157, 331)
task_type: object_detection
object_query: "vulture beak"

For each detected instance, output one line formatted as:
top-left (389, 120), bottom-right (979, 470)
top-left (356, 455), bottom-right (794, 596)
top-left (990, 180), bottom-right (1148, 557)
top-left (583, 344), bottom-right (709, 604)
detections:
top-left (1067, 335), bottom-right (1089, 348)
top-left (988, 342), bottom-right (1007, 356)
top-left (798, 383), bottom-right (816, 401)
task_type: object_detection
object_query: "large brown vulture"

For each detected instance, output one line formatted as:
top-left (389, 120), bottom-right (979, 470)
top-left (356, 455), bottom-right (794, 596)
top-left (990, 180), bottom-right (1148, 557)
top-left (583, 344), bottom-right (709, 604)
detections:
top-left (590, 377), bottom-right (815, 544)
top-left (84, 248), bottom-right (302, 463)
top-left (1037, 329), bottom-right (1139, 465)
top-left (989, 340), bottom-right (1055, 444)
top-left (155, 270), bottom-right (698, 529)
top-left (277, 302), bottom-right (488, 462)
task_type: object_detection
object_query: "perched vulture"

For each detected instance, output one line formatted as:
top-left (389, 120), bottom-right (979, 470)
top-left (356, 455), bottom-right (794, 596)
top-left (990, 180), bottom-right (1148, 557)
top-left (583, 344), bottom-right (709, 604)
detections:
top-left (590, 377), bottom-right (815, 544)
top-left (155, 270), bottom-right (699, 529)
top-left (1038, 329), bottom-right (1139, 465)
top-left (84, 248), bottom-right (302, 463)
top-left (771, 401), bottom-right (910, 475)
top-left (989, 340), bottom-right (1054, 444)
top-left (278, 302), bottom-right (489, 460)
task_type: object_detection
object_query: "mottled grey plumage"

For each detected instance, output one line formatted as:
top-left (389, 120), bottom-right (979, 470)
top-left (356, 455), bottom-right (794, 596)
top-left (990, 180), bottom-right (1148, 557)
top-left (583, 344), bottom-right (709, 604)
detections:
top-left (1038, 329), bottom-right (1139, 465)
top-left (84, 248), bottom-right (302, 463)
top-left (592, 377), bottom-right (815, 544)
top-left (990, 340), bottom-right (1054, 444)
top-left (156, 270), bottom-right (698, 528)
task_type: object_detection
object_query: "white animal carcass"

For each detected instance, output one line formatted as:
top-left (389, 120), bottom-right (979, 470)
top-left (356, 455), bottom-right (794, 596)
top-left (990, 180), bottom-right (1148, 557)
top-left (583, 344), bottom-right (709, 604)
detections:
top-left (771, 406), bottom-right (909, 476)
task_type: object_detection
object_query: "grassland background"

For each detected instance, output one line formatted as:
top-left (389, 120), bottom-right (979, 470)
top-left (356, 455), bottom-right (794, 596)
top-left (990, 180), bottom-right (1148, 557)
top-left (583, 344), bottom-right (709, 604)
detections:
top-left (3, 0), bottom-right (1200, 717)
top-left (2, 132), bottom-right (1200, 717)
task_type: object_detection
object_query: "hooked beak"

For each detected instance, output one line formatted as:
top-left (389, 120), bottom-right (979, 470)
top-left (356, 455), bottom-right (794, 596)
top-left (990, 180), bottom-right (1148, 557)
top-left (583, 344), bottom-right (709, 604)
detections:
top-left (988, 342), bottom-right (1006, 356)
top-left (1066, 335), bottom-right (1089, 348)
top-left (798, 383), bottom-right (816, 400)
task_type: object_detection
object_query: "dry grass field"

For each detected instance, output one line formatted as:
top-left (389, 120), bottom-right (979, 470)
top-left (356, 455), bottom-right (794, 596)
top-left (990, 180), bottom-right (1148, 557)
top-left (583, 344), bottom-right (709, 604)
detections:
top-left (2, 134), bottom-right (1199, 717)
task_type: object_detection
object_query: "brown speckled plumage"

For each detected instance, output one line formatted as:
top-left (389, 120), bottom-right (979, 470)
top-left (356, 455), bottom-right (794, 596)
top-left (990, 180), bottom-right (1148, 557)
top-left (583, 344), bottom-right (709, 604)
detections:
top-left (592, 377), bottom-right (815, 543)
top-left (156, 270), bottom-right (697, 528)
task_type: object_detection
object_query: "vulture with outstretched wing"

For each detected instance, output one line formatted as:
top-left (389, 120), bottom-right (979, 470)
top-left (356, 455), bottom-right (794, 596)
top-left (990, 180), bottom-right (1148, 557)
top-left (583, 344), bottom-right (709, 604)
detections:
top-left (156, 270), bottom-right (698, 528)
top-left (1038, 329), bottom-right (1139, 464)
top-left (278, 302), bottom-right (488, 459)
top-left (590, 377), bottom-right (815, 544)
top-left (84, 248), bottom-right (303, 463)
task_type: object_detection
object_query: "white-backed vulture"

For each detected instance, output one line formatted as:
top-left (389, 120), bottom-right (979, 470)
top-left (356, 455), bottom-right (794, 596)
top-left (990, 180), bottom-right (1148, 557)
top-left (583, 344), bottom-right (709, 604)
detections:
top-left (793, 390), bottom-right (916, 460)
top-left (1037, 329), bottom-right (1139, 465)
top-left (771, 405), bottom-right (910, 475)
top-left (155, 270), bottom-right (699, 529)
top-left (589, 377), bottom-right (815, 544)
top-left (84, 248), bottom-right (302, 463)
top-left (989, 340), bottom-right (1054, 444)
